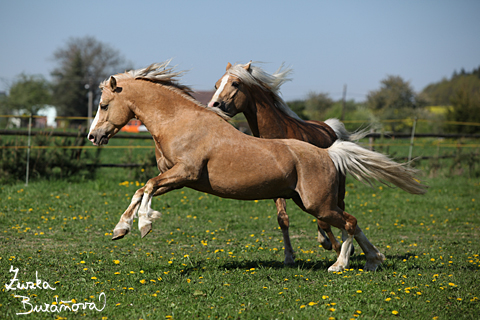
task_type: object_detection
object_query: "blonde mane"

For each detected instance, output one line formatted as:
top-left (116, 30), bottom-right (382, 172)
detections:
top-left (101, 60), bottom-right (230, 120)
top-left (227, 62), bottom-right (301, 120)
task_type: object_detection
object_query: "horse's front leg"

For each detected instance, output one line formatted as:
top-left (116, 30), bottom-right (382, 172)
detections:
top-left (275, 198), bottom-right (295, 265)
top-left (112, 186), bottom-right (163, 240)
top-left (138, 163), bottom-right (196, 238)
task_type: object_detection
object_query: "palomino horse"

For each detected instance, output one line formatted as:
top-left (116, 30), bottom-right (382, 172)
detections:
top-left (88, 61), bottom-right (427, 271)
top-left (208, 61), bottom-right (367, 260)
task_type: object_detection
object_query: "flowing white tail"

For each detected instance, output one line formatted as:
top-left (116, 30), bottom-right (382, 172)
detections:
top-left (324, 118), bottom-right (370, 142)
top-left (327, 140), bottom-right (427, 195)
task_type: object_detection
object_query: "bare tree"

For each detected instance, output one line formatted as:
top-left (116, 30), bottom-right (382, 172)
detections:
top-left (51, 36), bottom-right (131, 118)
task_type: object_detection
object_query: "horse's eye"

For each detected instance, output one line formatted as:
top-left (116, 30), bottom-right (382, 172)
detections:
top-left (100, 104), bottom-right (108, 111)
top-left (231, 81), bottom-right (239, 88)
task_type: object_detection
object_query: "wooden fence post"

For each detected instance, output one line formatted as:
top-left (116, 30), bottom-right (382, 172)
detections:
top-left (408, 117), bottom-right (417, 164)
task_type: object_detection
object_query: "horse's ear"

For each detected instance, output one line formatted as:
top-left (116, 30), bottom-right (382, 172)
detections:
top-left (243, 61), bottom-right (252, 72)
top-left (226, 62), bottom-right (232, 71)
top-left (109, 76), bottom-right (117, 92)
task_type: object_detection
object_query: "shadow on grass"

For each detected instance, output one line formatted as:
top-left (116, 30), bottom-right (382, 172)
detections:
top-left (219, 259), bottom-right (331, 271)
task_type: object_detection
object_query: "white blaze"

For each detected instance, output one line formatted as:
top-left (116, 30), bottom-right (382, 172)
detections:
top-left (88, 105), bottom-right (101, 138)
top-left (210, 75), bottom-right (230, 105)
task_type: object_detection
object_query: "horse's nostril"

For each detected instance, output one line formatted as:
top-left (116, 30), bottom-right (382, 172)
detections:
top-left (88, 134), bottom-right (94, 141)
top-left (213, 102), bottom-right (220, 107)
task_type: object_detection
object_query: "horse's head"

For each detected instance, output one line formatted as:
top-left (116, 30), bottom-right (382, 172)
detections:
top-left (88, 76), bottom-right (134, 146)
top-left (207, 62), bottom-right (253, 117)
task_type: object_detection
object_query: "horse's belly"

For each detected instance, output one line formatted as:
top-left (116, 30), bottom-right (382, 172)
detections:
top-left (187, 159), bottom-right (297, 200)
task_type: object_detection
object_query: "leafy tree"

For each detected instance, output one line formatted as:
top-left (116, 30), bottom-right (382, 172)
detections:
top-left (447, 86), bottom-right (480, 133)
top-left (422, 67), bottom-right (480, 106)
top-left (367, 75), bottom-right (426, 132)
top-left (286, 100), bottom-right (309, 120)
top-left (51, 36), bottom-right (130, 117)
top-left (324, 100), bottom-right (372, 132)
top-left (303, 92), bottom-right (334, 120)
top-left (3, 74), bottom-right (51, 116)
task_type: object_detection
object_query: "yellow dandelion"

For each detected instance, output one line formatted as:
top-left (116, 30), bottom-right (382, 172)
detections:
top-left (392, 310), bottom-right (399, 315)
top-left (308, 302), bottom-right (317, 306)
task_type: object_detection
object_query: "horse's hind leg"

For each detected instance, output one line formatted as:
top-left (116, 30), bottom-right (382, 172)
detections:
top-left (317, 173), bottom-right (352, 257)
top-left (323, 210), bottom-right (357, 272)
top-left (275, 198), bottom-right (295, 265)
top-left (354, 225), bottom-right (385, 271)
top-left (317, 220), bottom-right (342, 254)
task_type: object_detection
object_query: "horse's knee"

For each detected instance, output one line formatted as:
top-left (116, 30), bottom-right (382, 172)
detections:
top-left (343, 212), bottom-right (357, 235)
top-left (144, 179), bottom-right (156, 194)
top-left (277, 212), bottom-right (289, 229)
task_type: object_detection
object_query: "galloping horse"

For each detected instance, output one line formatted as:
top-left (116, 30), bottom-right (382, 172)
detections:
top-left (208, 61), bottom-right (428, 265)
top-left (208, 61), bottom-right (367, 260)
top-left (88, 61), bottom-right (426, 271)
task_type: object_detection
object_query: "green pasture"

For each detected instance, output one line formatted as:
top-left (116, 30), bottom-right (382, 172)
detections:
top-left (1, 163), bottom-right (479, 319)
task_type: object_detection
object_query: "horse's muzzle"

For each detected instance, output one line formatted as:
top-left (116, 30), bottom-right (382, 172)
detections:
top-left (88, 131), bottom-right (109, 146)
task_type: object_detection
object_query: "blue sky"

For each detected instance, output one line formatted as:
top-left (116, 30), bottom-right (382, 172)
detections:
top-left (1, 0), bottom-right (479, 102)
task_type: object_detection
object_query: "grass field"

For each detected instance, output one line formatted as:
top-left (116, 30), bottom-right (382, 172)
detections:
top-left (1, 163), bottom-right (479, 319)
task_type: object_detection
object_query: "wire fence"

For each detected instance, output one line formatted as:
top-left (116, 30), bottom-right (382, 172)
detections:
top-left (2, 114), bottom-right (479, 185)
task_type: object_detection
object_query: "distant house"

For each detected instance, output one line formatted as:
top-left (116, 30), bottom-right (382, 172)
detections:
top-left (37, 106), bottom-right (57, 128)
top-left (121, 119), bottom-right (148, 133)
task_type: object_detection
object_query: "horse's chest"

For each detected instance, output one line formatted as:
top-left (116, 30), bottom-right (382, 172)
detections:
top-left (155, 154), bottom-right (174, 173)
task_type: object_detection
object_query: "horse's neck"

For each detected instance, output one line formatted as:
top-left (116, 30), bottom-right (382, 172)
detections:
top-left (244, 88), bottom-right (290, 139)
top-left (243, 87), bottom-right (337, 147)
top-left (129, 83), bottom-right (225, 152)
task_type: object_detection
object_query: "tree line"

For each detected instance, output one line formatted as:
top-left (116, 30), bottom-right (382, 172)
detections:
top-left (0, 36), bottom-right (131, 122)
top-left (1, 36), bottom-right (478, 133)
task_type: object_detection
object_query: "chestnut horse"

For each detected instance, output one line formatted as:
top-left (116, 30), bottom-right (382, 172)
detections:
top-left (88, 61), bottom-right (426, 271)
top-left (208, 61), bottom-right (368, 259)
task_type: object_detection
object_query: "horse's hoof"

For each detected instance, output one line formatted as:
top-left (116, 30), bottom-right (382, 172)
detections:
top-left (328, 263), bottom-right (347, 272)
top-left (364, 253), bottom-right (386, 271)
top-left (140, 224), bottom-right (152, 238)
top-left (318, 237), bottom-right (333, 251)
top-left (112, 229), bottom-right (128, 240)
